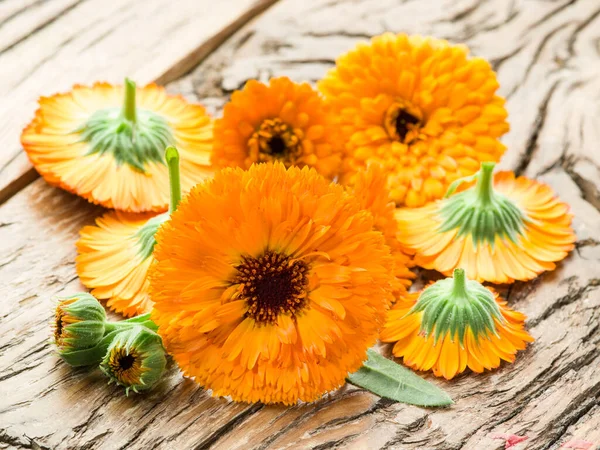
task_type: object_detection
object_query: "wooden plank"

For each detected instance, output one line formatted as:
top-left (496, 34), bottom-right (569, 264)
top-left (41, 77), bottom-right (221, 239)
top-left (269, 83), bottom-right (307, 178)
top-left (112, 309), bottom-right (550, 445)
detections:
top-left (0, 0), bottom-right (278, 205)
top-left (2, 0), bottom-right (600, 449)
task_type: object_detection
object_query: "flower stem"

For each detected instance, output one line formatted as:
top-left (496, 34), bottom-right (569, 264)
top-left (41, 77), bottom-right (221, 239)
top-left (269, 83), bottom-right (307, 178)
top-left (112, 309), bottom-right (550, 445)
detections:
top-left (474, 162), bottom-right (496, 205)
top-left (165, 146), bottom-right (181, 213)
top-left (122, 78), bottom-right (137, 123)
top-left (104, 313), bottom-right (158, 333)
top-left (451, 268), bottom-right (468, 298)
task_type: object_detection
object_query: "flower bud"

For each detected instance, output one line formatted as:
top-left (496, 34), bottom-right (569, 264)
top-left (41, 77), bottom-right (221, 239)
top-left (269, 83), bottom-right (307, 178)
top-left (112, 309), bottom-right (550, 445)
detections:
top-left (53, 293), bottom-right (108, 366)
top-left (100, 326), bottom-right (167, 394)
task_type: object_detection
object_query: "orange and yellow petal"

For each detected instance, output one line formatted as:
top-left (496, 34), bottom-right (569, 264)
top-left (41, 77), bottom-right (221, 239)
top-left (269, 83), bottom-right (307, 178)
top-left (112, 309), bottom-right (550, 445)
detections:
top-left (22, 82), bottom-right (213, 213)
top-left (150, 163), bottom-right (394, 404)
top-left (381, 288), bottom-right (533, 380)
top-left (396, 171), bottom-right (576, 283)
top-left (347, 165), bottom-right (415, 302)
top-left (212, 77), bottom-right (343, 179)
top-left (319, 33), bottom-right (509, 206)
top-left (76, 211), bottom-right (159, 317)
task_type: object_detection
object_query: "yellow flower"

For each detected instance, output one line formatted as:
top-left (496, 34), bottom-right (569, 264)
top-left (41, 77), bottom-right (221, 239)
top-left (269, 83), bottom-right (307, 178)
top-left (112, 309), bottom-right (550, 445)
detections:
top-left (395, 162), bottom-right (576, 283)
top-left (76, 147), bottom-right (183, 317)
top-left (381, 269), bottom-right (534, 379)
top-left (150, 163), bottom-right (394, 405)
top-left (318, 33), bottom-right (509, 207)
top-left (347, 165), bottom-right (415, 303)
top-left (21, 79), bottom-right (213, 212)
top-left (212, 77), bottom-right (342, 179)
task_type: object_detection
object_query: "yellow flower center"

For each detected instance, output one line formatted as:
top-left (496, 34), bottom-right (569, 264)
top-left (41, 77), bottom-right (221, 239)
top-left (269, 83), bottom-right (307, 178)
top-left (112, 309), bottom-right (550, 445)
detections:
top-left (235, 250), bottom-right (309, 324)
top-left (108, 347), bottom-right (144, 385)
top-left (248, 118), bottom-right (301, 164)
top-left (384, 101), bottom-right (423, 144)
top-left (54, 299), bottom-right (78, 346)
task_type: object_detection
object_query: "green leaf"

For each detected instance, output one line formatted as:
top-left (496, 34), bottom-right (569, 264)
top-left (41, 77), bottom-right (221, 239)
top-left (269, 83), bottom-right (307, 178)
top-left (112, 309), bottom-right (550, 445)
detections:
top-left (347, 349), bottom-right (453, 407)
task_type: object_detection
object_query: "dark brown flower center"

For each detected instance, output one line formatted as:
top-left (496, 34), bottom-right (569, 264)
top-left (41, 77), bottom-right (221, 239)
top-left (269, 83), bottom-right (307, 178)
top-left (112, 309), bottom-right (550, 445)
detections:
top-left (235, 250), bottom-right (309, 324)
top-left (384, 102), bottom-right (423, 144)
top-left (109, 347), bottom-right (142, 383)
top-left (54, 310), bottom-right (65, 342)
top-left (249, 118), bottom-right (301, 163)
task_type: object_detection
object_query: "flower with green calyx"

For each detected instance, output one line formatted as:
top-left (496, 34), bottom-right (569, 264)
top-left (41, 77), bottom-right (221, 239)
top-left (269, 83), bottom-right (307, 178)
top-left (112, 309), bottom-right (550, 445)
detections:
top-left (77, 78), bottom-right (174, 173)
top-left (53, 293), bottom-right (157, 367)
top-left (380, 268), bottom-right (534, 379)
top-left (76, 146), bottom-right (183, 317)
top-left (394, 161), bottom-right (576, 283)
top-left (410, 268), bottom-right (502, 345)
top-left (439, 162), bottom-right (529, 247)
top-left (100, 325), bottom-right (167, 395)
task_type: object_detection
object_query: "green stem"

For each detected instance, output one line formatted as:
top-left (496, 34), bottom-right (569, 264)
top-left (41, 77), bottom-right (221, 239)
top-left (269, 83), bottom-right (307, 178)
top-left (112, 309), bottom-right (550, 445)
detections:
top-left (474, 162), bottom-right (496, 205)
top-left (165, 146), bottom-right (181, 213)
top-left (104, 314), bottom-right (158, 333)
top-left (122, 78), bottom-right (137, 123)
top-left (451, 268), bottom-right (468, 298)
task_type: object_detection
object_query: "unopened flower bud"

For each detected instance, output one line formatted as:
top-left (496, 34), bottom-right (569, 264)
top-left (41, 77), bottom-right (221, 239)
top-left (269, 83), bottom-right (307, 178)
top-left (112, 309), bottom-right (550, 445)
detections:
top-left (100, 326), bottom-right (167, 395)
top-left (53, 293), bottom-right (108, 365)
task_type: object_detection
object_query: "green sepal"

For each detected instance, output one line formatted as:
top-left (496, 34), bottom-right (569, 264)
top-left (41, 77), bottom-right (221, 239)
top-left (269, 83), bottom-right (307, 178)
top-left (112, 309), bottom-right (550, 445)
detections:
top-left (59, 293), bottom-right (107, 323)
top-left (99, 326), bottom-right (167, 394)
top-left (58, 329), bottom-right (120, 367)
top-left (75, 79), bottom-right (174, 173)
top-left (438, 162), bottom-right (529, 248)
top-left (134, 213), bottom-right (169, 260)
top-left (347, 349), bottom-right (453, 407)
top-left (408, 268), bottom-right (503, 345)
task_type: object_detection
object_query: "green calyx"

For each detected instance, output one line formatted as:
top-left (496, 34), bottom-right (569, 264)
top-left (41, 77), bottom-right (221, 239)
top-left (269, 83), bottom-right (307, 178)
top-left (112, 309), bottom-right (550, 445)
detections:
top-left (438, 162), bottom-right (528, 247)
top-left (133, 146), bottom-right (181, 259)
top-left (77, 78), bottom-right (174, 173)
top-left (99, 325), bottom-right (167, 395)
top-left (135, 213), bottom-right (169, 259)
top-left (409, 268), bottom-right (504, 345)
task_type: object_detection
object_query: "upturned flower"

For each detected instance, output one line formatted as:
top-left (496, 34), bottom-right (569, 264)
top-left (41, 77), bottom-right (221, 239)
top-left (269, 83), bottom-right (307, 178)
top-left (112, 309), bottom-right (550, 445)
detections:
top-left (53, 293), bottom-right (157, 366)
top-left (395, 162), bottom-right (576, 283)
top-left (100, 326), bottom-right (167, 395)
top-left (319, 33), bottom-right (509, 207)
top-left (21, 79), bottom-right (213, 212)
top-left (76, 146), bottom-right (182, 316)
top-left (380, 269), bottom-right (534, 379)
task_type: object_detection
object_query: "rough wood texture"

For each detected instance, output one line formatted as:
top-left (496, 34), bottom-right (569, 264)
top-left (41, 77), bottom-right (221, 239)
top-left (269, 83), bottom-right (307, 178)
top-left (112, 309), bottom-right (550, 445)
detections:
top-left (1, 0), bottom-right (600, 449)
top-left (0, 0), bottom-right (278, 205)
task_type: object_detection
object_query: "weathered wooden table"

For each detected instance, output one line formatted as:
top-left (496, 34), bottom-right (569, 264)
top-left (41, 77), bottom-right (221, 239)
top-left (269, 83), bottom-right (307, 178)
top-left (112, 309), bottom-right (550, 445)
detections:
top-left (1, 0), bottom-right (599, 449)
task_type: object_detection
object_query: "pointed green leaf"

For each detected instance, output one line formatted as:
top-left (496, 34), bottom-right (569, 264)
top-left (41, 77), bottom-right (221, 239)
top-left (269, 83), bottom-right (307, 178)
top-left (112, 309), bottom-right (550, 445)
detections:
top-left (347, 349), bottom-right (453, 407)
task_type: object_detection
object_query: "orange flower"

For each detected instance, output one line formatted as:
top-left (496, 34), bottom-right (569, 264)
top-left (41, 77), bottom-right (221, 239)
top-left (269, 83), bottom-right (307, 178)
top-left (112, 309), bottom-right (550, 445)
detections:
top-left (76, 147), bottom-right (183, 317)
top-left (347, 165), bottom-right (415, 303)
top-left (212, 77), bottom-right (342, 179)
top-left (21, 79), bottom-right (213, 212)
top-left (381, 269), bottom-right (534, 379)
top-left (150, 163), bottom-right (394, 405)
top-left (318, 33), bottom-right (509, 207)
top-left (76, 211), bottom-right (160, 317)
top-left (396, 162), bottom-right (575, 283)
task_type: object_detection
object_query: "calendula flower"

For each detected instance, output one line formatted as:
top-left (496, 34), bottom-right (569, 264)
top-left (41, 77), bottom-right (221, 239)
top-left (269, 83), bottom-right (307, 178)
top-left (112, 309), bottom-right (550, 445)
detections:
top-left (318, 33), bottom-right (509, 207)
top-left (100, 326), bottom-right (167, 394)
top-left (348, 165), bottom-right (415, 303)
top-left (211, 77), bottom-right (342, 179)
top-left (395, 162), bottom-right (576, 283)
top-left (21, 79), bottom-right (213, 212)
top-left (76, 147), bottom-right (182, 317)
top-left (381, 269), bottom-right (534, 379)
top-left (150, 162), bottom-right (394, 405)
top-left (53, 293), bottom-right (157, 366)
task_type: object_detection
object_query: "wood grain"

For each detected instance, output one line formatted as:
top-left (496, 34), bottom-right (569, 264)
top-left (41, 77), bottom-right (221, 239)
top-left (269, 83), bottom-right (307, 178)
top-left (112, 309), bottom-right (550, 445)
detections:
top-left (0, 0), bottom-right (278, 206)
top-left (2, 0), bottom-right (600, 449)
